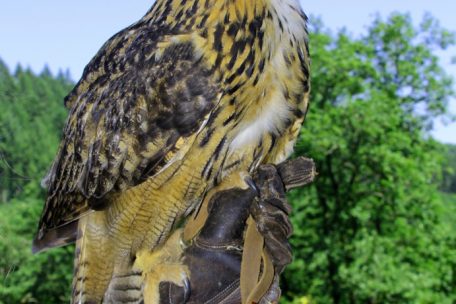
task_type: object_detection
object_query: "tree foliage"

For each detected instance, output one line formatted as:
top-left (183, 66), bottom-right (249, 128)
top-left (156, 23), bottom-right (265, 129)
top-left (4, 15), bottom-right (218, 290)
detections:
top-left (282, 13), bottom-right (456, 303)
top-left (0, 12), bottom-right (455, 304)
top-left (0, 60), bottom-right (74, 303)
top-left (0, 61), bottom-right (71, 202)
top-left (441, 144), bottom-right (456, 193)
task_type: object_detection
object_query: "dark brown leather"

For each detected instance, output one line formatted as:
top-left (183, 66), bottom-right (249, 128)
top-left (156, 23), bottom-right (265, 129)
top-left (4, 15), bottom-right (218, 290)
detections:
top-left (198, 189), bottom-right (255, 247)
top-left (276, 157), bottom-right (316, 191)
top-left (160, 189), bottom-right (254, 304)
top-left (159, 158), bottom-right (316, 304)
top-left (251, 164), bottom-right (293, 274)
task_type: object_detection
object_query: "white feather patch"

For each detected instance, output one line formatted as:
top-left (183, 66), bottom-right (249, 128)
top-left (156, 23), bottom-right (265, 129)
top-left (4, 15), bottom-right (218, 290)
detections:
top-left (230, 89), bottom-right (290, 151)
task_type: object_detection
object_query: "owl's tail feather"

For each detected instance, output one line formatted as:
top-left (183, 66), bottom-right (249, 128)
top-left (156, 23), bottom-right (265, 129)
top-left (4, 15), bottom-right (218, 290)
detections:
top-left (72, 214), bottom-right (114, 304)
top-left (32, 220), bottom-right (78, 254)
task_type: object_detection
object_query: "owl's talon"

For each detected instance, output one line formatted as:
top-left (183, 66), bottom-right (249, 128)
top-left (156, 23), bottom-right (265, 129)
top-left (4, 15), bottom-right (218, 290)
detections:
top-left (244, 176), bottom-right (260, 195)
top-left (182, 276), bottom-right (190, 298)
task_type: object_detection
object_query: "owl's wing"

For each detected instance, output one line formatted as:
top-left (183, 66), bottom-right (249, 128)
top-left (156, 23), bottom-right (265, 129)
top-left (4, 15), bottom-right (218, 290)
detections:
top-left (33, 24), bottom-right (219, 252)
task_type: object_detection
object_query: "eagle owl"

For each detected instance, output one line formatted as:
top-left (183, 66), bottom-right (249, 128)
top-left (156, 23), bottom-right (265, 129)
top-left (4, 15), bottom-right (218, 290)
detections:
top-left (33, 0), bottom-right (310, 303)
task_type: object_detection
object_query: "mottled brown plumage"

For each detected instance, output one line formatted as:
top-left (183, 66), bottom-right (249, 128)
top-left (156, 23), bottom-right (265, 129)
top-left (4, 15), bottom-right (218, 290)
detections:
top-left (33, 0), bottom-right (310, 302)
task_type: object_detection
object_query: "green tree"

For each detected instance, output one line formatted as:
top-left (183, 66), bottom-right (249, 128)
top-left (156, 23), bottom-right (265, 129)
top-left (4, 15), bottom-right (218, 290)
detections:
top-left (0, 197), bottom-right (74, 303)
top-left (0, 61), bottom-right (74, 303)
top-left (0, 63), bottom-right (70, 202)
top-left (282, 13), bottom-right (456, 304)
top-left (441, 144), bottom-right (456, 193)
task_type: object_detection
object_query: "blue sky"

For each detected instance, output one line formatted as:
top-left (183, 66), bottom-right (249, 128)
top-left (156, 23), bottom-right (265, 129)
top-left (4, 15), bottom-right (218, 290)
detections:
top-left (0, 0), bottom-right (455, 143)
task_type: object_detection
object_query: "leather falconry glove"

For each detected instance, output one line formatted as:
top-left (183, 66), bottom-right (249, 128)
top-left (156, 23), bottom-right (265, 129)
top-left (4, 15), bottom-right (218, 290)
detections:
top-left (159, 157), bottom-right (316, 304)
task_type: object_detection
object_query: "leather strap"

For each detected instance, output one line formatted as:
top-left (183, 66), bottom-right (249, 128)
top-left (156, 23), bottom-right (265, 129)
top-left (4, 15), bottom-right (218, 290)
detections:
top-left (185, 197), bottom-right (275, 304)
top-left (240, 216), bottom-right (274, 304)
top-left (240, 216), bottom-right (263, 304)
top-left (247, 250), bottom-right (275, 304)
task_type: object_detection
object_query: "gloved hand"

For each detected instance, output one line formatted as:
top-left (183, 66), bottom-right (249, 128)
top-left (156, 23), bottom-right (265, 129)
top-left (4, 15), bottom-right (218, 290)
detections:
top-left (159, 157), bottom-right (316, 304)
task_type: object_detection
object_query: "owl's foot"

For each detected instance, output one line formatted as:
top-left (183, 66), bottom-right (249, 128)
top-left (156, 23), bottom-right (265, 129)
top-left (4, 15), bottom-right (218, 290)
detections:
top-left (134, 229), bottom-right (189, 304)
